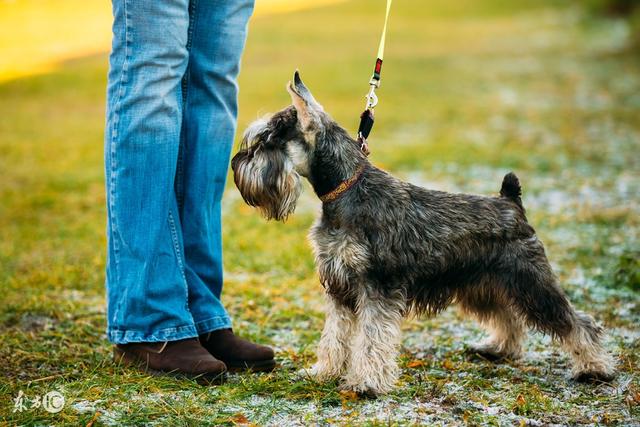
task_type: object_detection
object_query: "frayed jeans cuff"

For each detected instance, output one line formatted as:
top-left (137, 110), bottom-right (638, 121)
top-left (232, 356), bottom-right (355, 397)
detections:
top-left (107, 316), bottom-right (232, 344)
top-left (194, 315), bottom-right (232, 335)
top-left (107, 324), bottom-right (199, 345)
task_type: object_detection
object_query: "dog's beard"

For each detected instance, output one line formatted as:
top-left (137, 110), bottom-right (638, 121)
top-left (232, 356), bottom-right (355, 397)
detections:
top-left (232, 147), bottom-right (302, 221)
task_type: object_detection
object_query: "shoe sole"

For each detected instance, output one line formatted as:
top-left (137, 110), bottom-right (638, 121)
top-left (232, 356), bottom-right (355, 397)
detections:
top-left (113, 348), bottom-right (227, 385)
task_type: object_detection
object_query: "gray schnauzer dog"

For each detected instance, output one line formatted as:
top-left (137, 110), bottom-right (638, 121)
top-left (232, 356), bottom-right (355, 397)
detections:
top-left (231, 71), bottom-right (615, 395)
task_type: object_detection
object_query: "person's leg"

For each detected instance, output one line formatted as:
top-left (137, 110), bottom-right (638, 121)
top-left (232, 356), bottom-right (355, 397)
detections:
top-left (105, 0), bottom-right (197, 344)
top-left (175, 0), bottom-right (255, 332)
top-left (176, 0), bottom-right (274, 370)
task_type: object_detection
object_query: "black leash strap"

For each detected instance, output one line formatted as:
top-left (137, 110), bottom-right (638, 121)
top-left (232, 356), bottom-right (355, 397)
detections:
top-left (356, 60), bottom-right (382, 156)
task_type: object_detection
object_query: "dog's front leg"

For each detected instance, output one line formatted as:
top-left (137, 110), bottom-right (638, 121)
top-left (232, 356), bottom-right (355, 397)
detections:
top-left (341, 291), bottom-right (404, 395)
top-left (308, 293), bottom-right (356, 381)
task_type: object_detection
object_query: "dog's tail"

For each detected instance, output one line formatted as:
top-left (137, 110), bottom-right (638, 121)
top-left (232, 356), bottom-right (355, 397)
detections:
top-left (500, 172), bottom-right (523, 209)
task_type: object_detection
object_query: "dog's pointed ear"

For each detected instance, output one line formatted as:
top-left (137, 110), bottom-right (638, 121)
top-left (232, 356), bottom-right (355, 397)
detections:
top-left (287, 70), bottom-right (322, 130)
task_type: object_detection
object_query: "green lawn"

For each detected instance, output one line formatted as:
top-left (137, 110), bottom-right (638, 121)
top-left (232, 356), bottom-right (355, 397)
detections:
top-left (1, 0), bottom-right (639, 425)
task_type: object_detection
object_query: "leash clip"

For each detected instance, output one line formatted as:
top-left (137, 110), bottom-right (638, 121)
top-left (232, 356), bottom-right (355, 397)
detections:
top-left (365, 84), bottom-right (379, 110)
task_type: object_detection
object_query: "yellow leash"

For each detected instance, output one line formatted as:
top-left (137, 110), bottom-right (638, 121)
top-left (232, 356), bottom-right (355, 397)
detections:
top-left (357, 0), bottom-right (394, 154)
top-left (376, 0), bottom-right (393, 62)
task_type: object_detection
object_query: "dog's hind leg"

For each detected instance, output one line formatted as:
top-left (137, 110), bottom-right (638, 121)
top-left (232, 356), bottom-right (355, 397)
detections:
top-left (341, 290), bottom-right (404, 395)
top-left (501, 238), bottom-right (616, 382)
top-left (458, 283), bottom-right (526, 361)
top-left (560, 310), bottom-right (616, 382)
top-left (308, 294), bottom-right (356, 381)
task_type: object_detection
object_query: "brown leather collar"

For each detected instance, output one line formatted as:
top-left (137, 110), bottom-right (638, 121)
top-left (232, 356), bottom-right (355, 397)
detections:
top-left (318, 164), bottom-right (366, 203)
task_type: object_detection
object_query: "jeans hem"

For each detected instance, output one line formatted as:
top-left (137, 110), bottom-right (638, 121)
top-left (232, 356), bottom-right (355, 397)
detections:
top-left (194, 315), bottom-right (232, 335)
top-left (107, 323), bottom-right (199, 344)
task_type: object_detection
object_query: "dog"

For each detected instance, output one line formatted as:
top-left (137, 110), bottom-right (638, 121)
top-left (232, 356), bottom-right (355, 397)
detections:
top-left (231, 71), bottom-right (616, 395)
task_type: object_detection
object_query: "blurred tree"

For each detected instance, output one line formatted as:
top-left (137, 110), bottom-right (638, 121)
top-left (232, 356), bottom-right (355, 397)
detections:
top-left (584, 0), bottom-right (636, 15)
top-left (583, 0), bottom-right (640, 48)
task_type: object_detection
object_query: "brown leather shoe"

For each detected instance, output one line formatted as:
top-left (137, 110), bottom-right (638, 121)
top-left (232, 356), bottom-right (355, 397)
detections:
top-left (200, 329), bottom-right (276, 372)
top-left (113, 338), bottom-right (227, 384)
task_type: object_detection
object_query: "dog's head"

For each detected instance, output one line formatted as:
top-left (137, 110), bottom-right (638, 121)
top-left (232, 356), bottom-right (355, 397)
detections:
top-left (231, 71), bottom-right (339, 221)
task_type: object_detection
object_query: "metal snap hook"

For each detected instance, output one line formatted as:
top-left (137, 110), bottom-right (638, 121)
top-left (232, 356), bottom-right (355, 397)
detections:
top-left (365, 85), bottom-right (378, 110)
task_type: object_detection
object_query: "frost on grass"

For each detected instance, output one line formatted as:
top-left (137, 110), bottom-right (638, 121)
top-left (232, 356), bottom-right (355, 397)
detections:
top-left (74, 301), bottom-right (636, 425)
top-left (71, 400), bottom-right (120, 426)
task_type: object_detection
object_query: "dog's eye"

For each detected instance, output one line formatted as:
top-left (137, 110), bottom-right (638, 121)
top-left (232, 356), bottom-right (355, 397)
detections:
top-left (265, 134), bottom-right (277, 147)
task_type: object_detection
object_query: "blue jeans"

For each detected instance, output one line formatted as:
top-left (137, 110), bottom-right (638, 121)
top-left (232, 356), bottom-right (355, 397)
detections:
top-left (104, 0), bottom-right (255, 344)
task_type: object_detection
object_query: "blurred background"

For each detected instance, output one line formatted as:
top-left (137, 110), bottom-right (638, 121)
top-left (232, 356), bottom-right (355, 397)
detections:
top-left (1, 0), bottom-right (638, 424)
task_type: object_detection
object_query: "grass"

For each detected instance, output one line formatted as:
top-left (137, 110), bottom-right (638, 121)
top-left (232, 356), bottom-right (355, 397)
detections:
top-left (0, 0), bottom-right (346, 83)
top-left (1, 0), bottom-right (639, 424)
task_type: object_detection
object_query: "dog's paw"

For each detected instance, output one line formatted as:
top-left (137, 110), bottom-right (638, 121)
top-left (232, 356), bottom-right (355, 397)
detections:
top-left (571, 370), bottom-right (616, 384)
top-left (466, 343), bottom-right (520, 363)
top-left (297, 363), bottom-right (340, 382)
top-left (339, 372), bottom-right (396, 397)
top-left (338, 381), bottom-right (380, 398)
top-left (294, 367), bottom-right (314, 380)
top-left (466, 346), bottom-right (508, 362)
top-left (570, 354), bottom-right (616, 384)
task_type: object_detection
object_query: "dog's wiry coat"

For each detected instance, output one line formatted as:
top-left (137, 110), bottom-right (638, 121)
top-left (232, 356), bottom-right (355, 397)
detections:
top-left (231, 71), bottom-right (616, 395)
